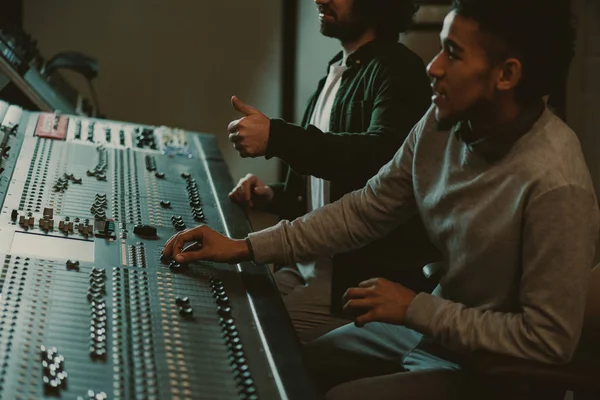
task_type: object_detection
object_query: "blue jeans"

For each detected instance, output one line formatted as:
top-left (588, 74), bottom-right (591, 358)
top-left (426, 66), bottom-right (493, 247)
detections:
top-left (304, 322), bottom-right (497, 400)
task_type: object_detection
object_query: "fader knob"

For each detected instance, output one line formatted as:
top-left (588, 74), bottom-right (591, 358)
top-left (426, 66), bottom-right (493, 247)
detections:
top-left (179, 306), bottom-right (193, 316)
top-left (133, 224), bottom-right (157, 237)
top-left (66, 260), bottom-right (80, 270)
top-left (175, 296), bottom-right (190, 306)
top-left (216, 296), bottom-right (230, 306)
top-left (169, 261), bottom-right (183, 271)
top-left (217, 305), bottom-right (232, 317)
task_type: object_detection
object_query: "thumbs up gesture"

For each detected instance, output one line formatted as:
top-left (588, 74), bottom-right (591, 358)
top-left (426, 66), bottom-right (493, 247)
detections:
top-left (227, 96), bottom-right (271, 157)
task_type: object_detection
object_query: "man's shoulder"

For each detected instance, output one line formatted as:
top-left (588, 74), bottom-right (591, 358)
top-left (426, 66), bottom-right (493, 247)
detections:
top-left (361, 42), bottom-right (429, 90)
top-left (360, 41), bottom-right (426, 71)
top-left (516, 110), bottom-right (595, 193)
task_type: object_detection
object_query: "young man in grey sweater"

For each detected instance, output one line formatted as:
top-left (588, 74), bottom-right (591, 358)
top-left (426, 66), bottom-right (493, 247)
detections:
top-left (163, 0), bottom-right (598, 398)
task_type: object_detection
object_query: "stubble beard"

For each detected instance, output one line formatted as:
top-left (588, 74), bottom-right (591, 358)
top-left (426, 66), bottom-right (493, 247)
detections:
top-left (320, 17), bottom-right (367, 43)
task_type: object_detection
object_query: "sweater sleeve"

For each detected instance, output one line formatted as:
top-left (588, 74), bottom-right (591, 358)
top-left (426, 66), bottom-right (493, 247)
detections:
top-left (247, 116), bottom-right (426, 265)
top-left (405, 185), bottom-right (599, 364)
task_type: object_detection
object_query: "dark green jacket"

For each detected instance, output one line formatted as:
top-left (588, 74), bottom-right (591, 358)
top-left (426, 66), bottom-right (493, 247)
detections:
top-left (265, 40), bottom-right (442, 313)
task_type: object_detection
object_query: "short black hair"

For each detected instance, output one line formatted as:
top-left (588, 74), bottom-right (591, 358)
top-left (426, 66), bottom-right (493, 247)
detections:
top-left (354, 0), bottom-right (420, 41)
top-left (452, 0), bottom-right (575, 102)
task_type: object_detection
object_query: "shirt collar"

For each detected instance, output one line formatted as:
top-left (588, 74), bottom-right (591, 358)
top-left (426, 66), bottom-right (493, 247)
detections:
top-left (452, 99), bottom-right (546, 163)
top-left (327, 39), bottom-right (394, 69)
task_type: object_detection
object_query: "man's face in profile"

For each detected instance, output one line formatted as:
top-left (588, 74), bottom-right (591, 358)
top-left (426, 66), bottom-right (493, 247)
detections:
top-left (315, 0), bottom-right (368, 43)
top-left (427, 11), bottom-right (500, 129)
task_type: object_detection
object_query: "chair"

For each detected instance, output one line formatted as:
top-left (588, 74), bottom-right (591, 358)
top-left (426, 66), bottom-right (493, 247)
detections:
top-left (422, 262), bottom-right (600, 399)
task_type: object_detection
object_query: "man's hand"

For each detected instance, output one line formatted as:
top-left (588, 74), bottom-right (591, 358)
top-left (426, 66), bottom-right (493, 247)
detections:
top-left (342, 278), bottom-right (417, 327)
top-left (162, 225), bottom-right (252, 264)
top-left (227, 96), bottom-right (270, 157)
top-left (229, 173), bottom-right (274, 209)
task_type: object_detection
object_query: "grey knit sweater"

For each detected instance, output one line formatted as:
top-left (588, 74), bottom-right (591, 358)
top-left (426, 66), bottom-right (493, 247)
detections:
top-left (248, 105), bottom-right (599, 364)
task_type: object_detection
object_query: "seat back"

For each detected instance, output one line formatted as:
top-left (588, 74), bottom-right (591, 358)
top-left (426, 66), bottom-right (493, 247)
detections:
top-left (583, 264), bottom-right (600, 342)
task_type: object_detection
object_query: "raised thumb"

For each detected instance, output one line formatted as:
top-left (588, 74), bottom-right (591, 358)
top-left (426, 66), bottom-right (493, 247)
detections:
top-left (231, 95), bottom-right (258, 116)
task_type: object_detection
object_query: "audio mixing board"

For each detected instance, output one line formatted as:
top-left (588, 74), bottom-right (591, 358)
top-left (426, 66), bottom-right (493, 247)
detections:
top-left (0, 102), bottom-right (320, 400)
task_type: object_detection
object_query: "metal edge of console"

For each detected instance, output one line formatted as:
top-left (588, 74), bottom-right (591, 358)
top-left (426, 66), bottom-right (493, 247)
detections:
top-left (192, 133), bottom-right (323, 400)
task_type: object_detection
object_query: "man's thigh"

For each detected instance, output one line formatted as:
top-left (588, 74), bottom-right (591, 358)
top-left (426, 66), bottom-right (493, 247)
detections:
top-left (283, 268), bottom-right (352, 343)
top-left (325, 370), bottom-right (472, 400)
top-left (274, 267), bottom-right (305, 296)
top-left (304, 322), bottom-right (459, 391)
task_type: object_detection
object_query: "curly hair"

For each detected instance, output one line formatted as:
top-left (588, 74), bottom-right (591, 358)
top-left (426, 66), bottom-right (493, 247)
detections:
top-left (354, 0), bottom-right (420, 41)
top-left (452, 0), bottom-right (575, 101)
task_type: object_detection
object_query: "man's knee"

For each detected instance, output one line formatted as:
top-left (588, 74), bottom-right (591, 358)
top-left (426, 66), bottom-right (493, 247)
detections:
top-left (303, 326), bottom-right (399, 392)
top-left (273, 266), bottom-right (305, 295)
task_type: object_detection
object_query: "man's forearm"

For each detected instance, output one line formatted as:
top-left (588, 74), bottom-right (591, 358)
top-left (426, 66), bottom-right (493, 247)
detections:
top-left (247, 145), bottom-right (418, 265)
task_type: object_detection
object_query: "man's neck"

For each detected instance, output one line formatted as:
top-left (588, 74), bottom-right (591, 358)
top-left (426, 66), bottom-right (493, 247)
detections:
top-left (340, 29), bottom-right (377, 62)
top-left (467, 98), bottom-right (524, 140)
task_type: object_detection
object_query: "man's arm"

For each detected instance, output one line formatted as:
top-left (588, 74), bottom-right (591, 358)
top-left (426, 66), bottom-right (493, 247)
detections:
top-left (248, 120), bottom-right (422, 265)
top-left (266, 55), bottom-right (430, 183)
top-left (264, 174), bottom-right (305, 221)
top-left (405, 185), bottom-right (599, 364)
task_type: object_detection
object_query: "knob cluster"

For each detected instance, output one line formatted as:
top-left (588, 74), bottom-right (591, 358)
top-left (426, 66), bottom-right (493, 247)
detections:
top-left (58, 216), bottom-right (93, 237)
top-left (176, 296), bottom-right (193, 316)
top-left (77, 390), bottom-right (108, 400)
top-left (88, 267), bottom-right (107, 360)
top-left (38, 209), bottom-right (55, 232)
top-left (86, 147), bottom-right (108, 181)
top-left (53, 176), bottom-right (69, 193)
top-left (65, 173), bottom-right (83, 184)
top-left (209, 276), bottom-right (259, 399)
top-left (18, 214), bottom-right (34, 229)
top-left (87, 122), bottom-right (96, 142)
top-left (74, 120), bottom-right (82, 139)
top-left (135, 128), bottom-right (157, 149)
top-left (184, 174), bottom-right (205, 222)
top-left (53, 172), bottom-right (83, 193)
top-left (128, 242), bottom-right (148, 268)
top-left (171, 215), bottom-right (187, 231)
top-left (145, 155), bottom-right (157, 172)
top-left (40, 346), bottom-right (68, 395)
top-left (90, 193), bottom-right (108, 220)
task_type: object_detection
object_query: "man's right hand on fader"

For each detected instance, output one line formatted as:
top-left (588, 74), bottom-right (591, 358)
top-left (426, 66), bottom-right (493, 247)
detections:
top-left (162, 225), bottom-right (252, 264)
top-left (228, 173), bottom-right (274, 209)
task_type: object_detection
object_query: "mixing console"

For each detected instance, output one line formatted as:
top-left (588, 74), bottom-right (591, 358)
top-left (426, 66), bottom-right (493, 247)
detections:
top-left (0, 103), bottom-right (319, 400)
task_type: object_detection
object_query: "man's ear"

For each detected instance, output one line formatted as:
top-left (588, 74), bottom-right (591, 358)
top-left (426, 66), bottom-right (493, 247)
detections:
top-left (496, 57), bottom-right (522, 92)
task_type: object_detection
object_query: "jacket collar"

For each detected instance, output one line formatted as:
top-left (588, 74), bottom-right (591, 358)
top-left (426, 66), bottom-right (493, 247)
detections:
top-left (327, 39), bottom-right (395, 69)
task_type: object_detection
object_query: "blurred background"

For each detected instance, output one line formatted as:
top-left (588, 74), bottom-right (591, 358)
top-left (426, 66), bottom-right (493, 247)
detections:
top-left (0, 0), bottom-right (597, 230)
